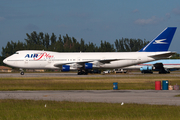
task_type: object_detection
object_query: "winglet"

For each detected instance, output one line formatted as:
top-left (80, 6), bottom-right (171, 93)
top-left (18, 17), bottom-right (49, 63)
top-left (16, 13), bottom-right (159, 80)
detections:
top-left (139, 27), bottom-right (177, 52)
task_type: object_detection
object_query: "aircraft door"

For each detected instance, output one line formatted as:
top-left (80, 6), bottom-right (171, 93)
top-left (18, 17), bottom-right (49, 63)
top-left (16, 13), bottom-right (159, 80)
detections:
top-left (77, 57), bottom-right (81, 62)
top-left (48, 59), bottom-right (54, 64)
top-left (48, 59), bottom-right (51, 63)
top-left (24, 59), bottom-right (28, 64)
top-left (24, 59), bottom-right (29, 67)
top-left (138, 56), bottom-right (142, 61)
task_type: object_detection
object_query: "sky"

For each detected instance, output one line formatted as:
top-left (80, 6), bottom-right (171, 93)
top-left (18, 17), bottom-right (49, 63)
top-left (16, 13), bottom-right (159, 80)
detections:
top-left (1, 0), bottom-right (180, 55)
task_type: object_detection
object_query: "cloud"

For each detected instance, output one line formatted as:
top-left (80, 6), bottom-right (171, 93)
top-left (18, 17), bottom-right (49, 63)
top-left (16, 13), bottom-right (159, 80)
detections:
top-left (172, 7), bottom-right (180, 15)
top-left (24, 23), bottom-right (39, 31)
top-left (134, 16), bottom-right (163, 25)
top-left (165, 13), bottom-right (171, 19)
top-left (132, 9), bottom-right (139, 13)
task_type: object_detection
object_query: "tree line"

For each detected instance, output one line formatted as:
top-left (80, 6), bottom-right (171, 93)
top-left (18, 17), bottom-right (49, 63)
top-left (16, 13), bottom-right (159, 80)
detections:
top-left (0, 31), bottom-right (179, 65)
top-left (1, 31), bottom-right (149, 57)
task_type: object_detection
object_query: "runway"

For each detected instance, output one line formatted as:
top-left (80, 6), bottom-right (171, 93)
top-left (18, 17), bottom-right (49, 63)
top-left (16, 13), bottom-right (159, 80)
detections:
top-left (1, 72), bottom-right (180, 78)
top-left (0, 73), bottom-right (78, 78)
top-left (0, 90), bottom-right (180, 106)
top-left (0, 72), bottom-right (138, 78)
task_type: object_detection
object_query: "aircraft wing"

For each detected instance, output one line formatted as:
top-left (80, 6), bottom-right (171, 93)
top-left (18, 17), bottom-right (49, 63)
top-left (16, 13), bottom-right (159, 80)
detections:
top-left (54, 61), bottom-right (92, 67)
top-left (54, 58), bottom-right (136, 68)
top-left (98, 59), bottom-right (129, 63)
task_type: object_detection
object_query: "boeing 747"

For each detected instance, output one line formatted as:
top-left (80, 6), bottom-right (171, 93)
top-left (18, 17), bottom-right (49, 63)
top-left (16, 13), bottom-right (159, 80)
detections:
top-left (3, 27), bottom-right (177, 75)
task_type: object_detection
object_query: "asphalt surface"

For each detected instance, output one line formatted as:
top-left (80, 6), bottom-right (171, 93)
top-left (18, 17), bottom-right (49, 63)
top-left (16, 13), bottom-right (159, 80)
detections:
top-left (1, 72), bottom-right (180, 78)
top-left (0, 90), bottom-right (180, 105)
top-left (0, 73), bottom-right (78, 78)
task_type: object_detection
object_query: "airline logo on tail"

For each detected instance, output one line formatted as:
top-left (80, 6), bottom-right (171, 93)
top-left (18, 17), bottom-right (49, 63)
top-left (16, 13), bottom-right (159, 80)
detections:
top-left (153, 39), bottom-right (168, 44)
top-left (139, 27), bottom-right (177, 52)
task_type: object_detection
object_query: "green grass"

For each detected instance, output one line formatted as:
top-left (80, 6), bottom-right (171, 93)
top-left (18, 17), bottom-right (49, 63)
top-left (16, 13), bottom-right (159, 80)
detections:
top-left (174, 94), bottom-right (180, 97)
top-left (0, 99), bottom-right (180, 120)
top-left (0, 75), bottom-right (180, 90)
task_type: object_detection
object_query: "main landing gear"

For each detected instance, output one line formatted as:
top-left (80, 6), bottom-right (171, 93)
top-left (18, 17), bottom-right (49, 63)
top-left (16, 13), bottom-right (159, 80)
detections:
top-left (77, 69), bottom-right (88, 75)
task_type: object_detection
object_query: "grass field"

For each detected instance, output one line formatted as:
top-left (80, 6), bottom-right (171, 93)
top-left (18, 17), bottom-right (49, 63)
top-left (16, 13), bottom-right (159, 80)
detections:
top-left (0, 73), bottom-right (180, 119)
top-left (0, 99), bottom-right (180, 120)
top-left (0, 74), bottom-right (180, 90)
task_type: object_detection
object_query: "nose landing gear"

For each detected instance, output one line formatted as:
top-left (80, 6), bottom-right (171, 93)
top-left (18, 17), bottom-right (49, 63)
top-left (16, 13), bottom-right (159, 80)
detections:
top-left (20, 68), bottom-right (24, 75)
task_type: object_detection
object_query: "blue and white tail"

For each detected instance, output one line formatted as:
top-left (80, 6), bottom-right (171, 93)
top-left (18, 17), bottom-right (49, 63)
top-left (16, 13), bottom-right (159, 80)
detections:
top-left (139, 27), bottom-right (177, 52)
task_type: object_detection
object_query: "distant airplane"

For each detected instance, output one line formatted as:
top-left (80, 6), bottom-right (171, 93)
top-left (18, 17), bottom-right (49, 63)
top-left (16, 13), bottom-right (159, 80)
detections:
top-left (3, 27), bottom-right (177, 75)
top-left (122, 59), bottom-right (180, 74)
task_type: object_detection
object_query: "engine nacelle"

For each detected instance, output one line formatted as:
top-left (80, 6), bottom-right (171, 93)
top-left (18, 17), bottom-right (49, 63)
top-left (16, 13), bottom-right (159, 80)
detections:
top-left (85, 63), bottom-right (93, 69)
top-left (62, 65), bottom-right (70, 71)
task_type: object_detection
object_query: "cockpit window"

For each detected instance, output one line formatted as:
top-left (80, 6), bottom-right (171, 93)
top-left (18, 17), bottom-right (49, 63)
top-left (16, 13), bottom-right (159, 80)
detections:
top-left (15, 52), bottom-right (19, 54)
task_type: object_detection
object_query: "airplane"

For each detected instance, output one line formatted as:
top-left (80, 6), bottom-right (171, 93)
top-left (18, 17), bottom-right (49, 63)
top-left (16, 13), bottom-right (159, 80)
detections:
top-left (122, 59), bottom-right (180, 74)
top-left (3, 27), bottom-right (177, 75)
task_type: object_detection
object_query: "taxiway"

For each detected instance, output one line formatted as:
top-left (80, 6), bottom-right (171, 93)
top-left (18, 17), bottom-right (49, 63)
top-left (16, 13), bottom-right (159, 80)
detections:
top-left (0, 90), bottom-right (180, 105)
top-left (1, 72), bottom-right (180, 78)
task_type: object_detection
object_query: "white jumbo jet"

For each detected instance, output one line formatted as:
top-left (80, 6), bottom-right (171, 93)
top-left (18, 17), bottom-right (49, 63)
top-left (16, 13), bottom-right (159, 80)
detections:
top-left (3, 27), bottom-right (177, 75)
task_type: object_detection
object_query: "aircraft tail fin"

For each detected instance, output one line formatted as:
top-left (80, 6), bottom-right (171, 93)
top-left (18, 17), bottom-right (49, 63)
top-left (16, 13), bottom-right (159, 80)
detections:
top-left (139, 27), bottom-right (177, 52)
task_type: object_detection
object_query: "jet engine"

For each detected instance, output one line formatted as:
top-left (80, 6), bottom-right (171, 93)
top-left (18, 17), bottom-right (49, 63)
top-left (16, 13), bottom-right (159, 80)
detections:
top-left (62, 65), bottom-right (70, 71)
top-left (85, 63), bottom-right (93, 69)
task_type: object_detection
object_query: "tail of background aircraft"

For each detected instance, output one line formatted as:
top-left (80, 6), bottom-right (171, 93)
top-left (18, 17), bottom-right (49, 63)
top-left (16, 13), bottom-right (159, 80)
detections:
top-left (139, 27), bottom-right (177, 52)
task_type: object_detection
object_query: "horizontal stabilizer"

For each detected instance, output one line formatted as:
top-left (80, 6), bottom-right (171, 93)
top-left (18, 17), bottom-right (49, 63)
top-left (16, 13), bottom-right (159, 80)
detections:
top-left (148, 52), bottom-right (176, 59)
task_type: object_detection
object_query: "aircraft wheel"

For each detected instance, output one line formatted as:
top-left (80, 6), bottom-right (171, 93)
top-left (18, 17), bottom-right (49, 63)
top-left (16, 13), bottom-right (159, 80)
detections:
top-left (84, 70), bottom-right (88, 75)
top-left (77, 70), bottom-right (82, 75)
top-left (20, 71), bottom-right (24, 75)
top-left (84, 72), bottom-right (88, 75)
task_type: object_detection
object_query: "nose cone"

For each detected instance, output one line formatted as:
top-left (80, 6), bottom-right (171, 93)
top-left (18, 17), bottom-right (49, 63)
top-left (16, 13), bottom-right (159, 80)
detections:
top-left (3, 58), bottom-right (7, 65)
top-left (3, 57), bottom-right (18, 67)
